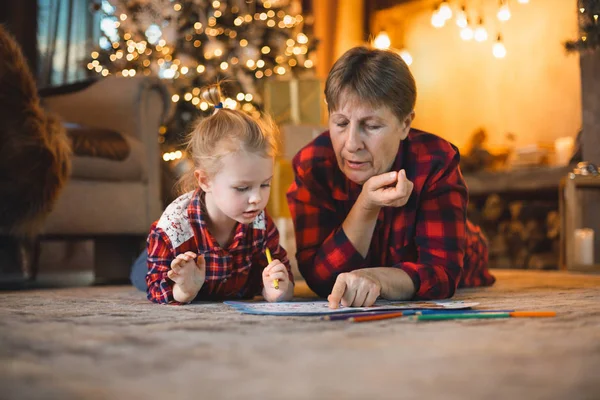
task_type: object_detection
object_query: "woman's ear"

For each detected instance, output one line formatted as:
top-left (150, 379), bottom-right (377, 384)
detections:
top-left (400, 110), bottom-right (415, 140)
top-left (195, 169), bottom-right (211, 192)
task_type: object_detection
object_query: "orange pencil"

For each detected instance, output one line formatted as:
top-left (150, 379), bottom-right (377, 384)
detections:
top-left (509, 311), bottom-right (556, 318)
top-left (349, 312), bottom-right (405, 323)
top-left (265, 248), bottom-right (279, 290)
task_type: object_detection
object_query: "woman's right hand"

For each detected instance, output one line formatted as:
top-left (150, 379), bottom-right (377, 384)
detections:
top-left (359, 169), bottom-right (414, 211)
top-left (168, 251), bottom-right (206, 300)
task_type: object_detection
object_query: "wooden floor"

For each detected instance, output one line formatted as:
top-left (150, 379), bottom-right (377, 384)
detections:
top-left (1, 269), bottom-right (599, 400)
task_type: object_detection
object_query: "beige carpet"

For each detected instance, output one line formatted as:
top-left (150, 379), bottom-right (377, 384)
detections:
top-left (1, 270), bottom-right (599, 400)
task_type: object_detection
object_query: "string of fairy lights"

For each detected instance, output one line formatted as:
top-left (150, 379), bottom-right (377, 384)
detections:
top-left (88, 0), bottom-right (315, 134)
top-left (373, 0), bottom-right (531, 61)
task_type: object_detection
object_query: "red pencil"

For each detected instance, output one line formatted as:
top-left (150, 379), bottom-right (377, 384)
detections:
top-left (349, 312), bottom-right (405, 323)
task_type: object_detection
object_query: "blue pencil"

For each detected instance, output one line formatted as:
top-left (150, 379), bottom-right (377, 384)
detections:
top-left (322, 309), bottom-right (515, 321)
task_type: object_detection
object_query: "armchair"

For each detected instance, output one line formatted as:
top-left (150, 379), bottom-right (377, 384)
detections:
top-left (39, 76), bottom-right (172, 282)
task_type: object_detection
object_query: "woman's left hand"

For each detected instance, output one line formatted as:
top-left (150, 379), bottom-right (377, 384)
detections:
top-left (327, 269), bottom-right (382, 309)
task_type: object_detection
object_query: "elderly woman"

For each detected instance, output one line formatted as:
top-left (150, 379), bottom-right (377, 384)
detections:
top-left (286, 46), bottom-right (495, 308)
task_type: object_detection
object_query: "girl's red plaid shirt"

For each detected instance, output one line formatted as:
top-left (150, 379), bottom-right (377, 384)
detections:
top-left (145, 190), bottom-right (292, 304)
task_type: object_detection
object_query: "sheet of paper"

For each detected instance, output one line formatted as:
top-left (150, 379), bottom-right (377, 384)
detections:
top-left (224, 299), bottom-right (480, 316)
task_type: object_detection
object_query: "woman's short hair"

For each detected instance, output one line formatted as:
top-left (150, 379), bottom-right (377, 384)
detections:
top-left (325, 46), bottom-right (416, 121)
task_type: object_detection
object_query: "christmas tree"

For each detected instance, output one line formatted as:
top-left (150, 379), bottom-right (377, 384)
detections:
top-left (89, 0), bottom-right (317, 149)
top-left (566, 0), bottom-right (600, 52)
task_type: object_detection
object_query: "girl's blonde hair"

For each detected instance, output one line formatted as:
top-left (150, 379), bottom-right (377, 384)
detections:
top-left (177, 82), bottom-right (280, 194)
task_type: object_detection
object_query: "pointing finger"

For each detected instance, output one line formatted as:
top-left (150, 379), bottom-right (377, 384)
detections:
top-left (328, 275), bottom-right (348, 309)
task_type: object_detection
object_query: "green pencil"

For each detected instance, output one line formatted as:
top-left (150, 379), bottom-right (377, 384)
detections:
top-left (414, 311), bottom-right (556, 321)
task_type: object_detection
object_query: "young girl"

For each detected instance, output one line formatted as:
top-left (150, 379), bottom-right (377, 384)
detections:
top-left (140, 83), bottom-right (294, 304)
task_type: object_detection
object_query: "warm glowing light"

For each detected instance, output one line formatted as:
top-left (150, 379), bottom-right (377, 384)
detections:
top-left (399, 49), bottom-right (412, 66)
top-left (493, 41), bottom-right (507, 58)
top-left (431, 12), bottom-right (445, 28)
top-left (497, 3), bottom-right (511, 22)
top-left (518, 0), bottom-right (529, 3)
top-left (304, 60), bottom-right (313, 68)
top-left (237, 93), bottom-right (245, 101)
top-left (460, 26), bottom-right (474, 41)
top-left (283, 15), bottom-right (294, 26)
top-left (180, 66), bottom-right (189, 74)
top-left (373, 31), bottom-right (391, 49)
top-left (438, 1), bottom-right (452, 20)
top-left (91, 51), bottom-right (99, 59)
top-left (297, 33), bottom-right (308, 44)
top-left (474, 19), bottom-right (488, 42)
top-left (245, 94), bottom-right (253, 102)
top-left (261, 46), bottom-right (271, 54)
top-left (173, 3), bottom-right (181, 11)
top-left (197, 65), bottom-right (205, 73)
top-left (220, 62), bottom-right (228, 70)
top-left (456, 7), bottom-right (468, 28)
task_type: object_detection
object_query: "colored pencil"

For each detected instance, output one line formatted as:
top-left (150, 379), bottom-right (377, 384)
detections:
top-left (414, 311), bottom-right (556, 321)
top-left (322, 309), bottom-right (516, 321)
top-left (349, 312), bottom-right (405, 323)
top-left (265, 248), bottom-right (278, 289)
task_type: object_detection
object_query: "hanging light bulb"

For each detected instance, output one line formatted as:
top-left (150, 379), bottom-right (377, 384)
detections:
top-left (497, 1), bottom-right (511, 22)
top-left (398, 49), bottom-right (413, 66)
top-left (431, 11), bottom-right (445, 28)
top-left (474, 18), bottom-right (488, 42)
top-left (456, 6), bottom-right (468, 28)
top-left (460, 24), bottom-right (474, 41)
top-left (493, 34), bottom-right (507, 58)
top-left (373, 31), bottom-right (391, 50)
top-left (438, 1), bottom-right (453, 20)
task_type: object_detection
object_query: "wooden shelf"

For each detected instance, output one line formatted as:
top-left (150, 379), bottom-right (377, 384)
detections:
top-left (464, 166), bottom-right (571, 197)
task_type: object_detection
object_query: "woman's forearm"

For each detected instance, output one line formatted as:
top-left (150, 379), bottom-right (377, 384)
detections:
top-left (342, 196), bottom-right (380, 257)
top-left (368, 267), bottom-right (416, 300)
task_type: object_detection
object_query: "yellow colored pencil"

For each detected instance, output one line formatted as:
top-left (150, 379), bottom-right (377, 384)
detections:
top-left (265, 248), bottom-right (279, 289)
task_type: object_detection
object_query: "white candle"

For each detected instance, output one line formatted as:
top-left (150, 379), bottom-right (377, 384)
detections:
top-left (574, 228), bottom-right (595, 267)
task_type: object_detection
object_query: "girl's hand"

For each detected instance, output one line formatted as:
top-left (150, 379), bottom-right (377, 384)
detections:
top-left (168, 251), bottom-right (206, 299)
top-left (359, 169), bottom-right (413, 212)
top-left (262, 260), bottom-right (292, 302)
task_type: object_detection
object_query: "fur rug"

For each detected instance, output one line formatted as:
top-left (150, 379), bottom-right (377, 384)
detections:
top-left (0, 25), bottom-right (71, 237)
